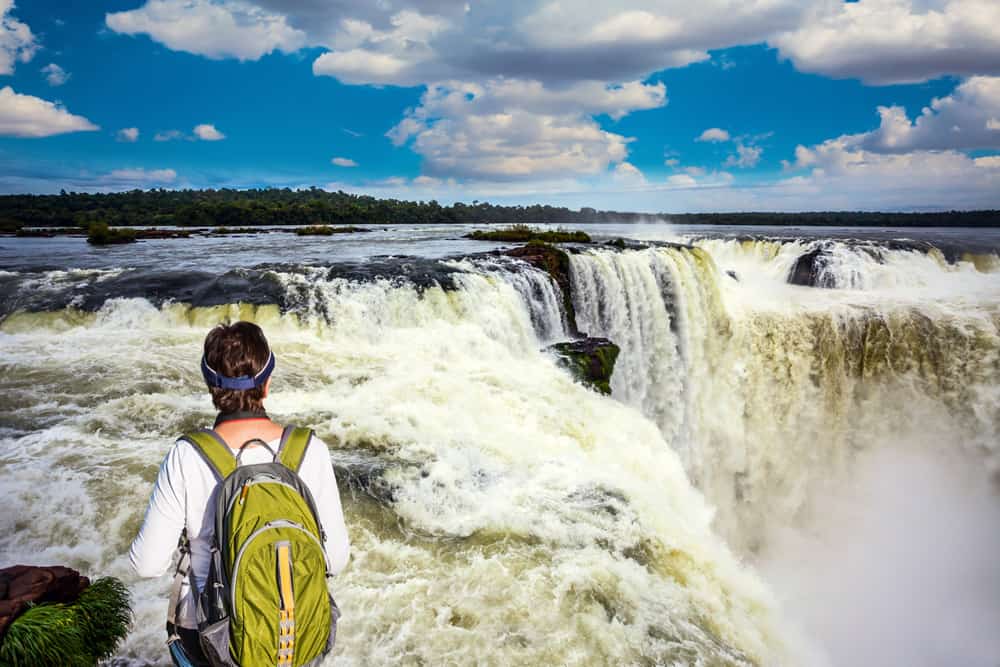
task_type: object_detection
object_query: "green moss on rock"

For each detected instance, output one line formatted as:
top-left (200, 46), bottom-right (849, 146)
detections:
top-left (86, 222), bottom-right (136, 246)
top-left (550, 337), bottom-right (620, 394)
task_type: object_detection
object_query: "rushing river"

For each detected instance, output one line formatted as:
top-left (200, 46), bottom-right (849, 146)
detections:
top-left (1, 223), bottom-right (998, 666)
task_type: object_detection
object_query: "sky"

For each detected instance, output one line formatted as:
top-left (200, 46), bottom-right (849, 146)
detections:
top-left (1, 0), bottom-right (999, 212)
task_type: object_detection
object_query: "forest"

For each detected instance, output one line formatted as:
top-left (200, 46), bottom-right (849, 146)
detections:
top-left (0, 188), bottom-right (996, 231)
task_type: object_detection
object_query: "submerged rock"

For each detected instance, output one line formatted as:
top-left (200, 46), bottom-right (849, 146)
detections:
top-left (549, 337), bottom-right (620, 395)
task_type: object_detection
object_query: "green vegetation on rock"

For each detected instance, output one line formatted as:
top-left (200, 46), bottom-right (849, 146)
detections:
top-left (0, 577), bottom-right (132, 667)
top-left (86, 222), bottom-right (136, 246)
top-left (550, 338), bottom-right (621, 395)
top-left (466, 224), bottom-right (591, 243)
top-left (296, 224), bottom-right (368, 236)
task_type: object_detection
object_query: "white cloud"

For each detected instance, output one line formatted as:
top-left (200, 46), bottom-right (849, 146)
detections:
top-left (41, 63), bottom-right (70, 86)
top-left (154, 129), bottom-right (183, 142)
top-left (697, 127), bottom-right (730, 142)
top-left (988, 118), bottom-right (1000, 130)
top-left (106, 0), bottom-right (307, 61)
top-left (386, 79), bottom-right (653, 180)
top-left (331, 156), bottom-right (357, 167)
top-left (193, 123), bottom-right (225, 140)
top-left (0, 86), bottom-right (98, 137)
top-left (103, 1), bottom-right (1000, 89)
top-left (847, 76), bottom-right (1000, 153)
top-left (313, 10), bottom-right (452, 85)
top-left (724, 143), bottom-right (763, 168)
top-left (117, 127), bottom-right (140, 142)
top-left (667, 173), bottom-right (697, 187)
top-left (509, 1), bottom-right (811, 82)
top-left (0, 0), bottom-right (36, 75)
top-left (778, 132), bottom-right (1000, 210)
top-left (612, 161), bottom-right (647, 186)
top-left (771, 0), bottom-right (1000, 85)
top-left (108, 167), bottom-right (177, 183)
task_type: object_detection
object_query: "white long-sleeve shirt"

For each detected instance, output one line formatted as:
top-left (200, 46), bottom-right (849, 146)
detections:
top-left (129, 433), bottom-right (350, 628)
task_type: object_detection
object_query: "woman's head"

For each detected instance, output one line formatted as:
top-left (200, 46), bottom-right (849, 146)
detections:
top-left (202, 321), bottom-right (272, 413)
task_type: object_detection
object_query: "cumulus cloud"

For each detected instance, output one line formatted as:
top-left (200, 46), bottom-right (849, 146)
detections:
top-left (782, 138), bottom-right (1000, 209)
top-left (193, 123), bottom-right (225, 140)
top-left (104, 1), bottom-right (1000, 89)
top-left (725, 143), bottom-right (763, 168)
top-left (117, 127), bottom-right (140, 142)
top-left (771, 0), bottom-right (1000, 85)
top-left (331, 156), bottom-right (357, 167)
top-left (697, 127), bottom-right (730, 142)
top-left (106, 0), bottom-right (307, 61)
top-left (312, 9), bottom-right (453, 85)
top-left (0, 0), bottom-right (36, 75)
top-left (847, 76), bottom-right (1000, 153)
top-left (0, 86), bottom-right (98, 137)
top-left (386, 79), bottom-right (662, 180)
top-left (41, 63), bottom-right (70, 86)
top-left (612, 161), bottom-right (647, 186)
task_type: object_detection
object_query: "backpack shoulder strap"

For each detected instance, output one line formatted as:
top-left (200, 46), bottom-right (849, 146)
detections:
top-left (180, 429), bottom-right (237, 480)
top-left (276, 426), bottom-right (312, 474)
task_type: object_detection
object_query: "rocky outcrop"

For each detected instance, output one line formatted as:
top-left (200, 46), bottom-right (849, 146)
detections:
top-left (787, 247), bottom-right (826, 287)
top-left (0, 566), bottom-right (90, 636)
top-left (549, 337), bottom-right (620, 395)
top-left (506, 242), bottom-right (579, 336)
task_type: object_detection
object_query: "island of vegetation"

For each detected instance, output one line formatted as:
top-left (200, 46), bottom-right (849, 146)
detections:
top-left (466, 225), bottom-right (591, 243)
top-left (295, 225), bottom-right (370, 236)
top-left (0, 188), bottom-right (995, 233)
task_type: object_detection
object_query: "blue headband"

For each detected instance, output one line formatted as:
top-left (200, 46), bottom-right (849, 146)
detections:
top-left (201, 352), bottom-right (275, 390)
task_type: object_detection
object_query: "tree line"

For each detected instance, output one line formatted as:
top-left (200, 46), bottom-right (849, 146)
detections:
top-left (0, 188), bottom-right (995, 231)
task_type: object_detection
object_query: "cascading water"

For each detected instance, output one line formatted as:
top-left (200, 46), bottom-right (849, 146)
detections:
top-left (569, 241), bottom-right (999, 551)
top-left (0, 261), bottom-right (798, 666)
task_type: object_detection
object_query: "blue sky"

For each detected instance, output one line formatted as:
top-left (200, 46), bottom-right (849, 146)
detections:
top-left (1, 0), bottom-right (999, 211)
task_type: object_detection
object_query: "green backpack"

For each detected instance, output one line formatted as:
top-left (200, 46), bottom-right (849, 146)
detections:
top-left (170, 426), bottom-right (339, 667)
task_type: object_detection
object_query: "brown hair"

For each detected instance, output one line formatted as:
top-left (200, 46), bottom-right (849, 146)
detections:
top-left (203, 321), bottom-right (271, 413)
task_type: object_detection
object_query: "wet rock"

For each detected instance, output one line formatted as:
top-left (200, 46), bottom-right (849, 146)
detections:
top-left (333, 453), bottom-right (399, 505)
top-left (787, 247), bottom-right (826, 287)
top-left (549, 337), bottom-right (620, 394)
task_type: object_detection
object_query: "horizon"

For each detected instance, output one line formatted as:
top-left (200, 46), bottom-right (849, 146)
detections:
top-left (1, 1), bottom-right (999, 212)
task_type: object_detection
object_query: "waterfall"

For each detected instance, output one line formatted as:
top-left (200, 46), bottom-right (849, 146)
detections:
top-left (569, 243), bottom-right (1000, 550)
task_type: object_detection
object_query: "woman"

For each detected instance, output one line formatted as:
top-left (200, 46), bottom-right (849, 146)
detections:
top-left (130, 321), bottom-right (350, 666)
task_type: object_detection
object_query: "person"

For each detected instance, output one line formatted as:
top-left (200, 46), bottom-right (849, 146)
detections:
top-left (129, 321), bottom-right (350, 666)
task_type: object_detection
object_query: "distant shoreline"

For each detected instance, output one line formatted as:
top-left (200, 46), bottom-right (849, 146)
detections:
top-left (1, 189), bottom-right (997, 230)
